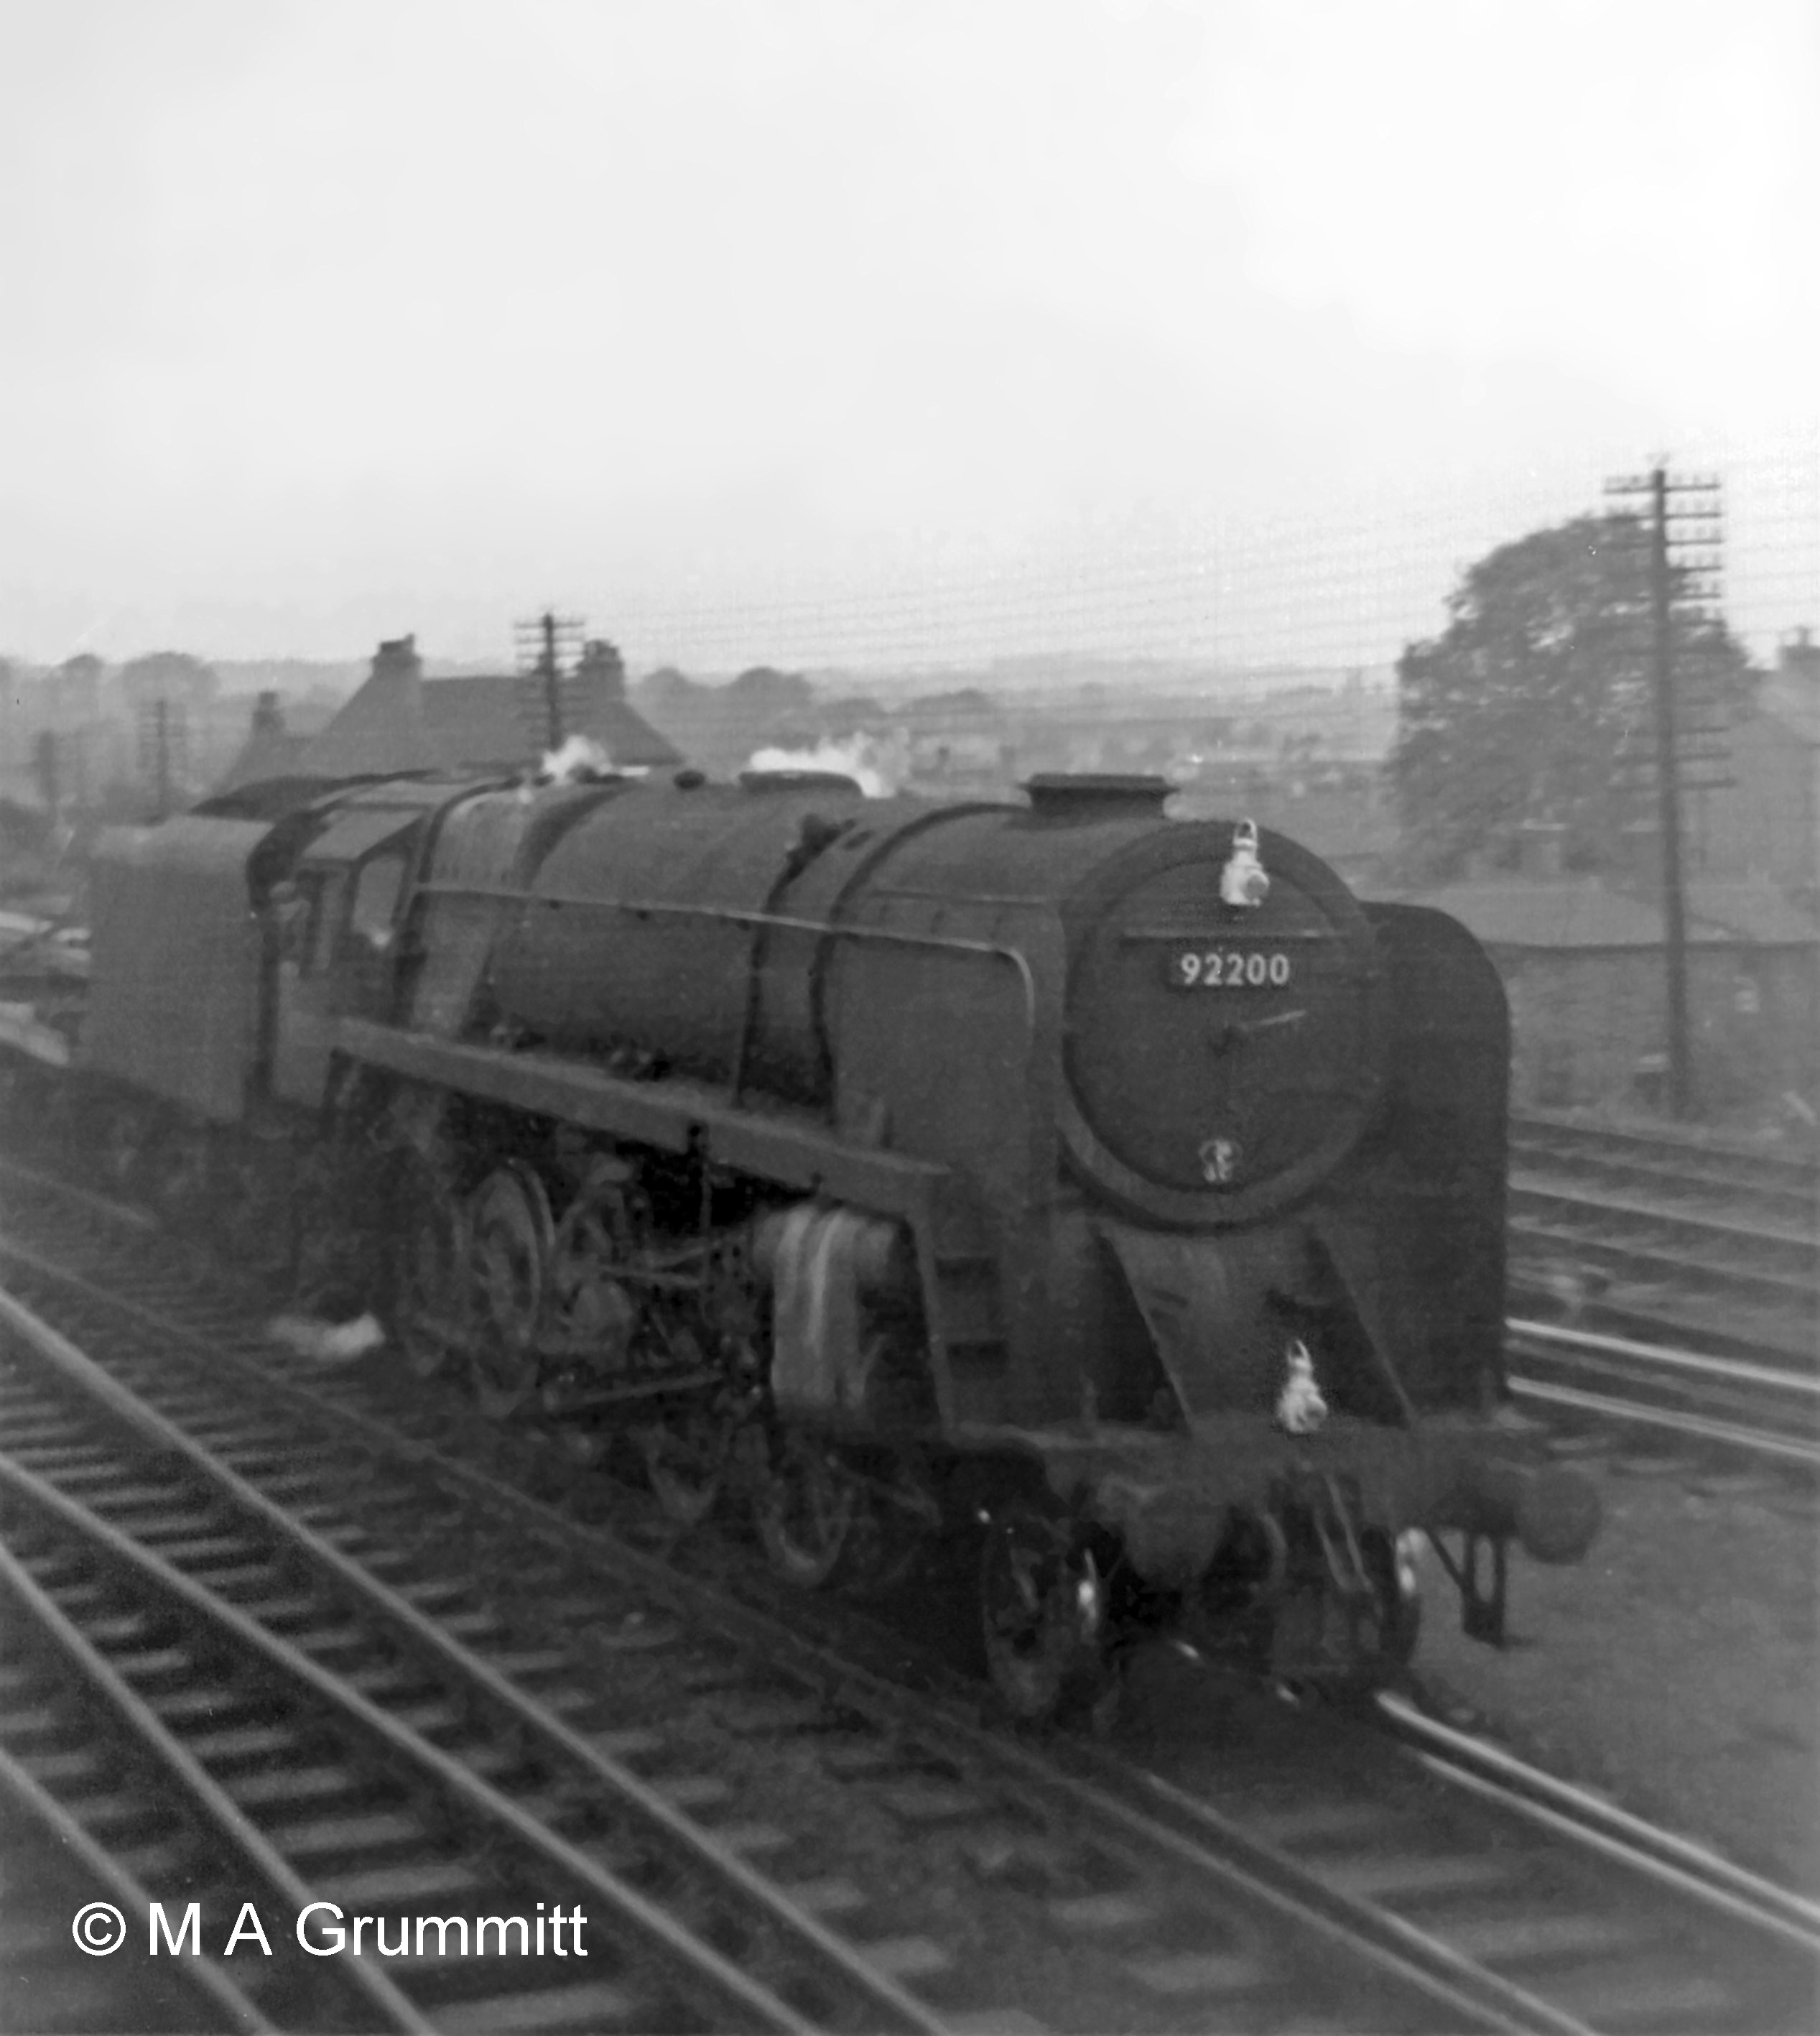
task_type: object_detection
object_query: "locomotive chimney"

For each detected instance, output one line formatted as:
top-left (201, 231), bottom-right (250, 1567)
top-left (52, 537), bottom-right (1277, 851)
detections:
top-left (1022, 773), bottom-right (1172, 821)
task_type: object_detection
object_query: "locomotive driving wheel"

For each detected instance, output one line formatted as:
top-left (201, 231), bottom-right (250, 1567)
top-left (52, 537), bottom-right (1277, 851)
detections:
top-left (468, 1162), bottom-right (554, 1418)
top-left (638, 1398), bottom-right (736, 1528)
top-left (544, 1168), bottom-right (644, 1362)
top-left (753, 1426), bottom-right (858, 1588)
top-left (392, 1160), bottom-right (471, 1379)
top-left (980, 1504), bottom-right (1110, 1723)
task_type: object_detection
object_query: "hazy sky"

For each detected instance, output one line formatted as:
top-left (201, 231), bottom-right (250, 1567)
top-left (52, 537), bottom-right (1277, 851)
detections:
top-left (3, 0), bottom-right (1815, 670)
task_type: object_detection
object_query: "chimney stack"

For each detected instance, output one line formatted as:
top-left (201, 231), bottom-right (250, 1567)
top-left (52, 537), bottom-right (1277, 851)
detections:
top-left (372, 634), bottom-right (422, 684)
top-left (366, 632), bottom-right (424, 726)
top-left (577, 638), bottom-right (626, 704)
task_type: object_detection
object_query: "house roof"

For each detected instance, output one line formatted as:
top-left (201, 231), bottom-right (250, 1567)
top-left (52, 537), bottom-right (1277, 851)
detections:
top-left (1378, 873), bottom-right (1820, 950)
top-left (1685, 880), bottom-right (1820, 945)
top-left (1383, 877), bottom-right (1668, 948)
top-left (213, 723), bottom-right (312, 795)
top-left (418, 676), bottom-right (680, 770)
top-left (297, 662), bottom-right (682, 779)
top-left (1757, 675), bottom-right (1820, 747)
top-left (295, 672), bottom-right (433, 777)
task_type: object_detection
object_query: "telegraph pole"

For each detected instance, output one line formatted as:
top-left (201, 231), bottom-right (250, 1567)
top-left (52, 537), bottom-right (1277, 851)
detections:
top-left (1644, 466), bottom-right (1692, 1121)
top-left (514, 610), bottom-right (585, 754)
top-left (1604, 463), bottom-right (1724, 1120)
top-left (537, 614), bottom-right (562, 751)
top-left (136, 694), bottom-right (189, 821)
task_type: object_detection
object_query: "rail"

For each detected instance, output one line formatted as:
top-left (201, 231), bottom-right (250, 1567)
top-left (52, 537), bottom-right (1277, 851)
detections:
top-left (1376, 1692), bottom-right (1820, 1953)
top-left (6, 1174), bottom-right (1820, 2032)
top-left (0, 1282), bottom-right (948, 2035)
top-left (1505, 1315), bottom-right (1820, 1470)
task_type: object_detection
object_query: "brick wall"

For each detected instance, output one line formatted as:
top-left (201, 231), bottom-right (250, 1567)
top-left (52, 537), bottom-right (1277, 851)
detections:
top-left (1495, 944), bottom-right (1819, 1111)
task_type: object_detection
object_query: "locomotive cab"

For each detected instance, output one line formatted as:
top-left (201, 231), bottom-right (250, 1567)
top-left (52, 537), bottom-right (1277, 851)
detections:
top-left (266, 791), bottom-right (445, 1108)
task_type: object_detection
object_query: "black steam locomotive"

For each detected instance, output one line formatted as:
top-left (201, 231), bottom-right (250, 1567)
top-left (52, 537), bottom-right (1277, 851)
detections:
top-left (5, 765), bottom-right (1598, 1717)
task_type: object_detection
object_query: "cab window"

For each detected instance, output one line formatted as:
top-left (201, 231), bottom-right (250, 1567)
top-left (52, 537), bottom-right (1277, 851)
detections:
top-left (307, 873), bottom-right (346, 974)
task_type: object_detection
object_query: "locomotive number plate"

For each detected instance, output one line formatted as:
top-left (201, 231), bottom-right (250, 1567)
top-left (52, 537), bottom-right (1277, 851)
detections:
top-left (1168, 947), bottom-right (1291, 989)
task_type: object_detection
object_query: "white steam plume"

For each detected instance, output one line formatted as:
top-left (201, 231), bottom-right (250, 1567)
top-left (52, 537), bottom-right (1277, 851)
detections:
top-left (746, 736), bottom-right (901, 797)
top-left (538, 734), bottom-right (621, 782)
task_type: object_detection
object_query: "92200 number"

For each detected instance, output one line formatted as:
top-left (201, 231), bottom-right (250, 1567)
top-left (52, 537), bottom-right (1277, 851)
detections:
top-left (1171, 948), bottom-right (1291, 989)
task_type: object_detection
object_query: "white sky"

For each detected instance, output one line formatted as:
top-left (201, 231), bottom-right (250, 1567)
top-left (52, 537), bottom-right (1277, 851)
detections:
top-left (2, 0), bottom-right (1815, 670)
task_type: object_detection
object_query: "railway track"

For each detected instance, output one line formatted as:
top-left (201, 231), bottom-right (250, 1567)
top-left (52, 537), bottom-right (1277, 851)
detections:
top-left (0, 1737), bottom-right (269, 2035)
top-left (1505, 1318), bottom-right (1820, 1473)
top-left (0, 1239), bottom-right (1583, 2035)
top-left (1375, 1694), bottom-right (1820, 1950)
top-left (0, 1297), bottom-right (945, 2035)
top-left (1507, 1111), bottom-right (1819, 1368)
top-left (4, 1162), bottom-right (1820, 2032)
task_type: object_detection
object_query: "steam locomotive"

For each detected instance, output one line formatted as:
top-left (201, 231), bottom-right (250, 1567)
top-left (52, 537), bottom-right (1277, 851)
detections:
top-left (2, 764), bottom-right (1599, 1718)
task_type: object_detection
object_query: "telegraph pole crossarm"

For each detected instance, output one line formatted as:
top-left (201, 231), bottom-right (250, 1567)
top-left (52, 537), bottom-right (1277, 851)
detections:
top-left (513, 609), bottom-right (585, 756)
top-left (1603, 461), bottom-right (1728, 1120)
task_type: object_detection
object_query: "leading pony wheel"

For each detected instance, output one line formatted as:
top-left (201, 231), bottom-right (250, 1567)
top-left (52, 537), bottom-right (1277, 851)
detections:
top-left (638, 1401), bottom-right (735, 1528)
top-left (1354, 1527), bottom-right (1424, 1679)
top-left (753, 1427), bottom-right (858, 1588)
top-left (980, 1506), bottom-right (1109, 1724)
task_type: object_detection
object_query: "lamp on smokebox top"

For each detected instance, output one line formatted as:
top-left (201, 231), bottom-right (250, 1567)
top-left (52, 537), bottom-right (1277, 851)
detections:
top-left (1220, 819), bottom-right (1270, 908)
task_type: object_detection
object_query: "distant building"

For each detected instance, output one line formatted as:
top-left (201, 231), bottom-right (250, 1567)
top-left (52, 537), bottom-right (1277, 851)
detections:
top-left (119, 651), bottom-right (218, 711)
top-left (294, 635), bottom-right (682, 780)
top-left (1686, 628), bottom-right (1820, 896)
top-left (213, 692), bottom-right (311, 795)
top-left (633, 665), bottom-right (818, 777)
top-left (45, 653), bottom-right (107, 726)
top-left (1174, 763), bottom-right (1396, 888)
top-left (1376, 831), bottom-right (1819, 1114)
top-left (899, 688), bottom-right (1011, 792)
top-left (8, 654), bottom-right (129, 814)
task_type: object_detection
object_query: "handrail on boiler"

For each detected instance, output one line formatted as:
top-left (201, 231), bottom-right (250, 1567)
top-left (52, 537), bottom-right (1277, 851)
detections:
top-left (408, 879), bottom-right (1042, 1096)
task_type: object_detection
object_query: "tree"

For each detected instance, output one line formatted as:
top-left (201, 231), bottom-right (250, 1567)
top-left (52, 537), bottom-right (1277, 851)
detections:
top-left (633, 665), bottom-right (707, 715)
top-left (726, 666), bottom-right (814, 718)
top-left (50, 652), bottom-right (107, 720)
top-left (1390, 514), bottom-right (1757, 879)
top-left (119, 650), bottom-right (218, 706)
